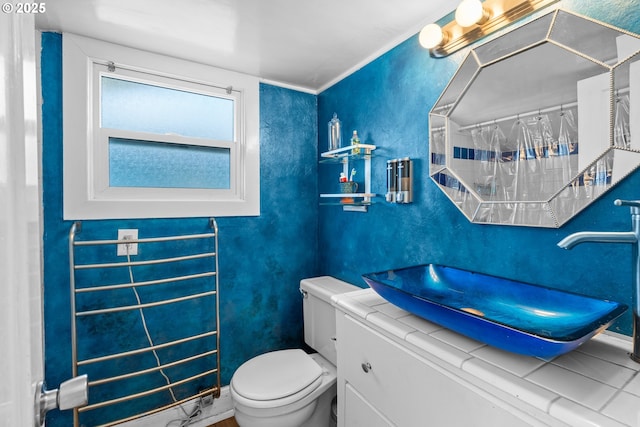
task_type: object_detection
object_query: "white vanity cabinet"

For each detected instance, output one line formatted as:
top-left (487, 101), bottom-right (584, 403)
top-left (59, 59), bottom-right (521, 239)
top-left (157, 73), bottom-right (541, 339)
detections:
top-left (333, 288), bottom-right (640, 427)
top-left (336, 313), bottom-right (533, 427)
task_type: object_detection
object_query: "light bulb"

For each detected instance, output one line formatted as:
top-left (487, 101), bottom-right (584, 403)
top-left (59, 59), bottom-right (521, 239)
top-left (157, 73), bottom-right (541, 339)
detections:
top-left (455, 0), bottom-right (489, 27)
top-left (419, 23), bottom-right (446, 49)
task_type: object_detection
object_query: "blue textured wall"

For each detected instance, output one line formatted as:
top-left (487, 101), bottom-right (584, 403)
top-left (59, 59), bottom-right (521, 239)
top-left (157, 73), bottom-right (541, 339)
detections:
top-left (41, 33), bottom-right (318, 426)
top-left (41, 0), bottom-right (640, 424)
top-left (318, 0), bottom-right (640, 337)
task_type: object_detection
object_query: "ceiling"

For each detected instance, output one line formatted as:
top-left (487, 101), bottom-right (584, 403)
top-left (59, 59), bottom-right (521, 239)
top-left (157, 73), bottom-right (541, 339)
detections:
top-left (35, 0), bottom-right (453, 93)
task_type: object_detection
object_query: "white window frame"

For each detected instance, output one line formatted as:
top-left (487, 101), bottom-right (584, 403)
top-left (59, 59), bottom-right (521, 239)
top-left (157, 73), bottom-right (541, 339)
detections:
top-left (63, 33), bottom-right (260, 219)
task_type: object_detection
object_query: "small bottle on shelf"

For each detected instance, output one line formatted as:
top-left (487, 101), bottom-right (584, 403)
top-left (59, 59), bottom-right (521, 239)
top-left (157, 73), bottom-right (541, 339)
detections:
top-left (328, 113), bottom-right (342, 151)
top-left (351, 130), bottom-right (361, 155)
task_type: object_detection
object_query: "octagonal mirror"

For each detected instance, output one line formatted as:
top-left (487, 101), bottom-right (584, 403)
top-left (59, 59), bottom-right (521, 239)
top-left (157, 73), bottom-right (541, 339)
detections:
top-left (429, 9), bottom-right (640, 227)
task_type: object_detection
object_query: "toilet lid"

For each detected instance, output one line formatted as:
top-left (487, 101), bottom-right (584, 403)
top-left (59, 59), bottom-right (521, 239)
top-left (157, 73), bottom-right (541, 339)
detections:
top-left (232, 349), bottom-right (323, 401)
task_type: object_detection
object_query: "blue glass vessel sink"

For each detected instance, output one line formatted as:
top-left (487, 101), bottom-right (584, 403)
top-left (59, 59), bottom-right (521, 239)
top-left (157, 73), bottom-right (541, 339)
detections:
top-left (362, 264), bottom-right (627, 359)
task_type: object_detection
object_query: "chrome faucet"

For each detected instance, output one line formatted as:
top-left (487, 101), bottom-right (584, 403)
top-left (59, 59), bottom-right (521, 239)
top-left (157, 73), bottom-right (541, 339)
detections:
top-left (558, 199), bottom-right (640, 362)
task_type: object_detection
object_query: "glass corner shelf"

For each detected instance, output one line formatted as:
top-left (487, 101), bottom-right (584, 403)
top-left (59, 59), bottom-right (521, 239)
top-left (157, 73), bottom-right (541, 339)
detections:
top-left (319, 144), bottom-right (377, 212)
top-left (320, 192), bottom-right (377, 201)
top-left (320, 144), bottom-right (376, 163)
top-left (318, 201), bottom-right (375, 206)
top-left (319, 193), bottom-right (378, 212)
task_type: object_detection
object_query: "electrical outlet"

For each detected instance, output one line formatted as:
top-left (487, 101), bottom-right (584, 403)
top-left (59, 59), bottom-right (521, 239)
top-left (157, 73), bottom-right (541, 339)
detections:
top-left (117, 229), bottom-right (138, 256)
top-left (201, 393), bottom-right (214, 407)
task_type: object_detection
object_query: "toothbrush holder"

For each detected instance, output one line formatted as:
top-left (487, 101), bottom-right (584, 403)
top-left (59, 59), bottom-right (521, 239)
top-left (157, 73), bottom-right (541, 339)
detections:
top-left (339, 182), bottom-right (358, 194)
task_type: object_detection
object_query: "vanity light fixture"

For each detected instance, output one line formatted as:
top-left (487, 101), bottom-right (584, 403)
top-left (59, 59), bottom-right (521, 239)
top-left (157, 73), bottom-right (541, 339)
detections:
top-left (419, 23), bottom-right (449, 50)
top-left (455, 0), bottom-right (490, 28)
top-left (419, 0), bottom-right (559, 56)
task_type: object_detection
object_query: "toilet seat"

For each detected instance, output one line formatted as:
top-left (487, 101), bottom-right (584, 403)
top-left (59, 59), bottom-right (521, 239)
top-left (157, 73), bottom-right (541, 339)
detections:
top-left (231, 349), bottom-right (323, 409)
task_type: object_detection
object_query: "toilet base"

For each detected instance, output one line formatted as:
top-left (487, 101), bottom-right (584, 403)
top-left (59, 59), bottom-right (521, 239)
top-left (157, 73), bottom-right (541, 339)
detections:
top-left (234, 400), bottom-right (317, 427)
top-left (234, 386), bottom-right (336, 427)
top-left (299, 383), bottom-right (336, 427)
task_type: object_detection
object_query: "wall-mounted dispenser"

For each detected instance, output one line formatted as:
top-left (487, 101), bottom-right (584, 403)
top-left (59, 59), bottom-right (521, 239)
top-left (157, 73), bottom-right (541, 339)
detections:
top-left (386, 159), bottom-right (397, 203)
top-left (386, 157), bottom-right (413, 203)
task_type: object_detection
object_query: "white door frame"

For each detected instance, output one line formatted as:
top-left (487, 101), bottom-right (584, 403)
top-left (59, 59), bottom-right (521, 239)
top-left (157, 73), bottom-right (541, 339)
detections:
top-left (0, 11), bottom-right (44, 427)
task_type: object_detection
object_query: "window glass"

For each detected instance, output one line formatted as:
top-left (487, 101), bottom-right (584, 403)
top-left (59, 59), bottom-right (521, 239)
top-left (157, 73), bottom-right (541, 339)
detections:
top-left (101, 76), bottom-right (234, 141)
top-left (108, 138), bottom-right (231, 189)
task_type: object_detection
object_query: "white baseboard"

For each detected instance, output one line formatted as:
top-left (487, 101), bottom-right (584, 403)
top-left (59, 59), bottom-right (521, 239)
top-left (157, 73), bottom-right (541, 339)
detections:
top-left (119, 386), bottom-right (234, 427)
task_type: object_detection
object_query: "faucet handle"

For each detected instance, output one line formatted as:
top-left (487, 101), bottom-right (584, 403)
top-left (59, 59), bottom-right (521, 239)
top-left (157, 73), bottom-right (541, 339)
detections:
top-left (614, 199), bottom-right (640, 208)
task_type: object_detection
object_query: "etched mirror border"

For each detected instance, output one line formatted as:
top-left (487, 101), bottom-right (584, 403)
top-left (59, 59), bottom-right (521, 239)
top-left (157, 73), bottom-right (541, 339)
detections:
top-left (429, 9), bottom-right (640, 227)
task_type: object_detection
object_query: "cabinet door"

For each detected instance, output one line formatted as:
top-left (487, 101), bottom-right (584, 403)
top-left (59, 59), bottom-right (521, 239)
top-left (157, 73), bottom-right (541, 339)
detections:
top-left (344, 383), bottom-right (394, 427)
top-left (338, 314), bottom-right (533, 427)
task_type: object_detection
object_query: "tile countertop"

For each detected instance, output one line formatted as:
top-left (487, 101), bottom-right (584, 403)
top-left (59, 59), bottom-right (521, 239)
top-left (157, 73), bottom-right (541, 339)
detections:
top-left (332, 288), bottom-right (640, 427)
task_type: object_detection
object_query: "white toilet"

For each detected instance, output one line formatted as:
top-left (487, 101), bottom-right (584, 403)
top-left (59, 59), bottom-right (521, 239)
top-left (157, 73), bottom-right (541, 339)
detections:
top-left (230, 276), bottom-right (359, 427)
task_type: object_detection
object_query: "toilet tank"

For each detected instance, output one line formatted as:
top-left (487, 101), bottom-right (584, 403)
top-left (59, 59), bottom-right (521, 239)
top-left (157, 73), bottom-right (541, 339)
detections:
top-left (301, 276), bottom-right (360, 365)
